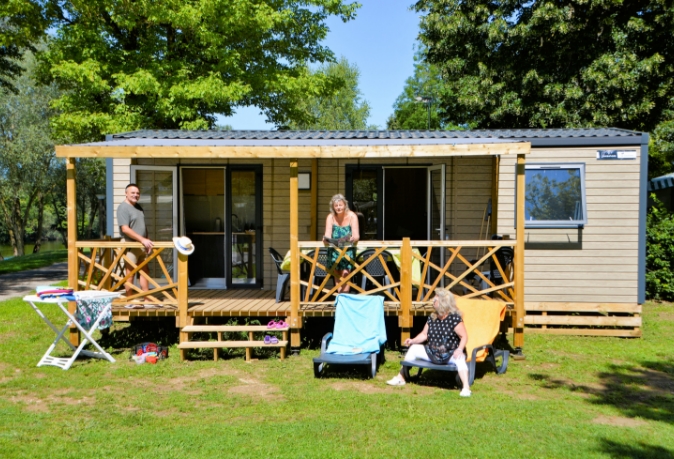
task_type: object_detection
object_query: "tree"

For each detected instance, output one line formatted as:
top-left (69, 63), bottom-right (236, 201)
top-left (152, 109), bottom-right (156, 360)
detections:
top-left (0, 51), bottom-right (60, 256)
top-left (37, 0), bottom-right (359, 142)
top-left (282, 57), bottom-right (372, 130)
top-left (0, 0), bottom-right (49, 93)
top-left (414, 0), bottom-right (674, 132)
top-left (387, 47), bottom-right (446, 130)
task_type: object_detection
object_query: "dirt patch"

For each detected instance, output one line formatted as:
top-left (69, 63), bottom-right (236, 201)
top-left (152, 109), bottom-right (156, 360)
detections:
top-left (8, 394), bottom-right (50, 413)
top-left (657, 312), bottom-right (674, 322)
top-left (330, 381), bottom-right (395, 394)
top-left (228, 376), bottom-right (282, 400)
top-left (592, 415), bottom-right (647, 428)
top-left (496, 388), bottom-right (542, 401)
top-left (538, 363), bottom-right (560, 370)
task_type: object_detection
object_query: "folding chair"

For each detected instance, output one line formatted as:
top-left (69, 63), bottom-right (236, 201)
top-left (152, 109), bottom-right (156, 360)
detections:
top-left (269, 247), bottom-right (290, 302)
top-left (401, 298), bottom-right (509, 387)
top-left (23, 291), bottom-right (122, 370)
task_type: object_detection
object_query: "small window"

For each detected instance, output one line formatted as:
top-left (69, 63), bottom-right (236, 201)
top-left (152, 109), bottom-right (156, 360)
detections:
top-left (518, 163), bottom-right (587, 228)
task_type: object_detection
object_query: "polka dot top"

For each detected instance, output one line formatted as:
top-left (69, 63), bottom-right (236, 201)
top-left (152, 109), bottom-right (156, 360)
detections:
top-left (427, 313), bottom-right (462, 351)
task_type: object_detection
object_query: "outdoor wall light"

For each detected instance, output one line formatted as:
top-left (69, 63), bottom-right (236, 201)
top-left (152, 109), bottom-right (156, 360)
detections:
top-left (298, 172), bottom-right (311, 190)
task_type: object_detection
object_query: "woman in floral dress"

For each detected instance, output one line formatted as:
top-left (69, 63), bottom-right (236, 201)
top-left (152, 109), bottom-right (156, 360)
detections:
top-left (323, 194), bottom-right (360, 293)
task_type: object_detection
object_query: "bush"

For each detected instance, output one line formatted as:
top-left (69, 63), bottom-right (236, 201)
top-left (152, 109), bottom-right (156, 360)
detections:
top-left (646, 199), bottom-right (674, 300)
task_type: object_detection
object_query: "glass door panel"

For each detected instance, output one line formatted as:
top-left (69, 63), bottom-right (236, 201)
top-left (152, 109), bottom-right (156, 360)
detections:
top-left (181, 167), bottom-right (226, 289)
top-left (130, 166), bottom-right (177, 283)
top-left (351, 169), bottom-right (379, 240)
top-left (229, 169), bottom-right (260, 286)
top-left (428, 165), bottom-right (446, 286)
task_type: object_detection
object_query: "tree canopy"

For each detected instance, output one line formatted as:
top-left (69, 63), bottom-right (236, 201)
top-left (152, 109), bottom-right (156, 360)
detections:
top-left (37, 0), bottom-right (359, 142)
top-left (0, 0), bottom-right (49, 93)
top-left (387, 47), bottom-right (448, 130)
top-left (281, 57), bottom-right (372, 130)
top-left (414, 0), bottom-right (674, 133)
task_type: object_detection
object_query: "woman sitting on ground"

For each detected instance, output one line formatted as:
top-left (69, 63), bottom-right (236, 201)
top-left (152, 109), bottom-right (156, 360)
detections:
top-left (323, 194), bottom-right (360, 293)
top-left (386, 288), bottom-right (471, 397)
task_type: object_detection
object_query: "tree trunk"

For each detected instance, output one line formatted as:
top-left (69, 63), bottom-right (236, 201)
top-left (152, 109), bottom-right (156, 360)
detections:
top-left (33, 193), bottom-right (45, 254)
top-left (86, 195), bottom-right (97, 239)
top-left (11, 196), bottom-right (25, 257)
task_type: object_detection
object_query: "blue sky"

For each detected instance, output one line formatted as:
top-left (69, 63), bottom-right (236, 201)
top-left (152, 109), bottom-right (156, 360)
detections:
top-left (219, 1), bottom-right (422, 130)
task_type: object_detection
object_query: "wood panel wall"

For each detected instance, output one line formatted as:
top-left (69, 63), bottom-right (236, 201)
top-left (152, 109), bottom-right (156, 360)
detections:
top-left (497, 146), bottom-right (641, 304)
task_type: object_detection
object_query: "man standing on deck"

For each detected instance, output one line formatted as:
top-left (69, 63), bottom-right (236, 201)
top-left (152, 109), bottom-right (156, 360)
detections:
top-left (117, 183), bottom-right (153, 300)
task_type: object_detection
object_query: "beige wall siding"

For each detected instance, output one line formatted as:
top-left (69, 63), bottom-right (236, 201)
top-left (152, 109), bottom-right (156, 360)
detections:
top-left (113, 156), bottom-right (495, 291)
top-left (497, 146), bottom-right (641, 303)
top-left (112, 158), bottom-right (132, 237)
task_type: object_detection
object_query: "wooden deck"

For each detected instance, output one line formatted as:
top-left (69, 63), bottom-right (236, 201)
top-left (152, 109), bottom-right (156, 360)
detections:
top-left (111, 289), bottom-right (435, 321)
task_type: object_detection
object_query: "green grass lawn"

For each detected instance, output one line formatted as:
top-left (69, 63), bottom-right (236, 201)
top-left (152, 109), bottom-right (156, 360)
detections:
top-left (1, 297), bottom-right (673, 459)
top-left (0, 249), bottom-right (68, 275)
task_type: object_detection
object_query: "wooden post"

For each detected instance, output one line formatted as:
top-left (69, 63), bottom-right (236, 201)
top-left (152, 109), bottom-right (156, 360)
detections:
top-left (514, 153), bottom-right (526, 352)
top-left (66, 158), bottom-right (79, 346)
top-left (399, 237), bottom-right (413, 348)
top-left (101, 235), bottom-right (112, 291)
top-left (310, 159), bottom-right (318, 240)
top-left (289, 159), bottom-right (302, 354)
top-left (491, 155), bottom-right (500, 236)
top-left (178, 252), bottom-right (189, 361)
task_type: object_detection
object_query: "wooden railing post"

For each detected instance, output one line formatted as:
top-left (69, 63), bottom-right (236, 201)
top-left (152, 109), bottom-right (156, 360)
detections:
top-left (514, 153), bottom-right (526, 353)
top-left (289, 159), bottom-right (302, 354)
top-left (178, 251), bottom-right (189, 361)
top-left (399, 237), bottom-right (413, 349)
top-left (66, 158), bottom-right (79, 346)
top-left (101, 235), bottom-right (112, 291)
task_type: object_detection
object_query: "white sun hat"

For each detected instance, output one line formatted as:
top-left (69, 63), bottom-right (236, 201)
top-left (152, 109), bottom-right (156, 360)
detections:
top-left (173, 236), bottom-right (195, 256)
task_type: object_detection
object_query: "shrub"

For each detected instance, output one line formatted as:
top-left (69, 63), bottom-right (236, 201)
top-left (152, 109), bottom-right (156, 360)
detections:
top-left (646, 198), bottom-right (674, 300)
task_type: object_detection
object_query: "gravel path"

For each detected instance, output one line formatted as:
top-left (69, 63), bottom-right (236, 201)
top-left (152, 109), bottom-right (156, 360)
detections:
top-left (0, 262), bottom-right (68, 302)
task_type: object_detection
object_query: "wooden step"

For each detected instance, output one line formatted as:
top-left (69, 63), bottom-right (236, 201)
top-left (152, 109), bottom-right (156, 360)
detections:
top-left (178, 340), bottom-right (288, 349)
top-left (181, 325), bottom-right (289, 333)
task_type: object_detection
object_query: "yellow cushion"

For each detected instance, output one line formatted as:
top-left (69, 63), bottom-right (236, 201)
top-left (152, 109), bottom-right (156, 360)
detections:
top-left (456, 298), bottom-right (506, 362)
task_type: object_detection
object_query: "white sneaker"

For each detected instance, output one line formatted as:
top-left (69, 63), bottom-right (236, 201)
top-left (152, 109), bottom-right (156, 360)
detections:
top-left (460, 388), bottom-right (472, 397)
top-left (386, 377), bottom-right (406, 386)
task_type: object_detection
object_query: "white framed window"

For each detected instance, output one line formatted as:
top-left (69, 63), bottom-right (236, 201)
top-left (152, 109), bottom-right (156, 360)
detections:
top-left (518, 163), bottom-right (587, 228)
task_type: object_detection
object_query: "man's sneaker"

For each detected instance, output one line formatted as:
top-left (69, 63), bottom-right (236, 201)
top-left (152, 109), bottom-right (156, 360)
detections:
top-left (460, 388), bottom-right (472, 397)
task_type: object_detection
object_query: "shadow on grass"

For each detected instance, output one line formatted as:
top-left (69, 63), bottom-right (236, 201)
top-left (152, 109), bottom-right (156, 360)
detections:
top-left (599, 439), bottom-right (674, 459)
top-left (529, 359), bottom-right (674, 424)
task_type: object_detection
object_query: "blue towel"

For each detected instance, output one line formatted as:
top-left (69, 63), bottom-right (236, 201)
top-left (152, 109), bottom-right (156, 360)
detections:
top-left (326, 294), bottom-right (387, 355)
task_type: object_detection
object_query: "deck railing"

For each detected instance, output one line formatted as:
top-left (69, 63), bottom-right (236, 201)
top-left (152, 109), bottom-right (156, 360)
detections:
top-left (290, 237), bottom-right (521, 346)
top-left (72, 240), bottom-right (189, 326)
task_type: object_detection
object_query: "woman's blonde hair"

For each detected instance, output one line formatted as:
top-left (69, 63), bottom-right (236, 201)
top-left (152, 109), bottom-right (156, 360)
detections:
top-left (431, 288), bottom-right (460, 319)
top-left (329, 194), bottom-right (350, 216)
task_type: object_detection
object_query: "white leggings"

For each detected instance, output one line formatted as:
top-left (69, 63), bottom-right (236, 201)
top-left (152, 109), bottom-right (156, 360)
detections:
top-left (403, 344), bottom-right (468, 372)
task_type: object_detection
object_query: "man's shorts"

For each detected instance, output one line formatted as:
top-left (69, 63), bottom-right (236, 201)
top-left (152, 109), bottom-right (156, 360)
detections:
top-left (126, 247), bottom-right (148, 266)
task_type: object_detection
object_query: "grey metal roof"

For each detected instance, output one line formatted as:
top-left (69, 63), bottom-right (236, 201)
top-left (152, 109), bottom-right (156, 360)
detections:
top-left (103, 128), bottom-right (644, 148)
top-left (111, 128), bottom-right (639, 140)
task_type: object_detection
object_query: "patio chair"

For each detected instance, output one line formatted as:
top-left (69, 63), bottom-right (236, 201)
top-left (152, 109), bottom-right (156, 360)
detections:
top-left (313, 294), bottom-right (387, 379)
top-left (302, 248), bottom-right (333, 301)
top-left (269, 247), bottom-right (290, 303)
top-left (356, 249), bottom-right (397, 298)
top-left (401, 298), bottom-right (509, 387)
top-left (489, 235), bottom-right (514, 288)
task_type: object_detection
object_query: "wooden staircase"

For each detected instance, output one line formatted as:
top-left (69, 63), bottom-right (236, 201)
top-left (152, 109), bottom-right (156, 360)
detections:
top-left (178, 325), bottom-right (289, 361)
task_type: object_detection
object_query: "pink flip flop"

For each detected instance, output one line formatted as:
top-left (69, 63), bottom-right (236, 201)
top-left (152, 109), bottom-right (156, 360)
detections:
top-left (267, 320), bottom-right (277, 329)
top-left (275, 320), bottom-right (288, 329)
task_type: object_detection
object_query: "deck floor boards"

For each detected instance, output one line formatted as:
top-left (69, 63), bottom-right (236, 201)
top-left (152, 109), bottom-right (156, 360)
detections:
top-left (111, 289), bottom-right (431, 320)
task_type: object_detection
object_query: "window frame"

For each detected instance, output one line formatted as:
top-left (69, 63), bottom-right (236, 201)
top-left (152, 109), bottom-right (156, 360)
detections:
top-left (516, 162), bottom-right (588, 229)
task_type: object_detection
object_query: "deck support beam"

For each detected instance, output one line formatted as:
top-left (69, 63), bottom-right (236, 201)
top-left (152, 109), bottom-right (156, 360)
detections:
top-left (289, 159), bottom-right (302, 354)
top-left (399, 238), bottom-right (413, 347)
top-left (67, 158), bottom-right (79, 346)
top-left (513, 153), bottom-right (526, 354)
